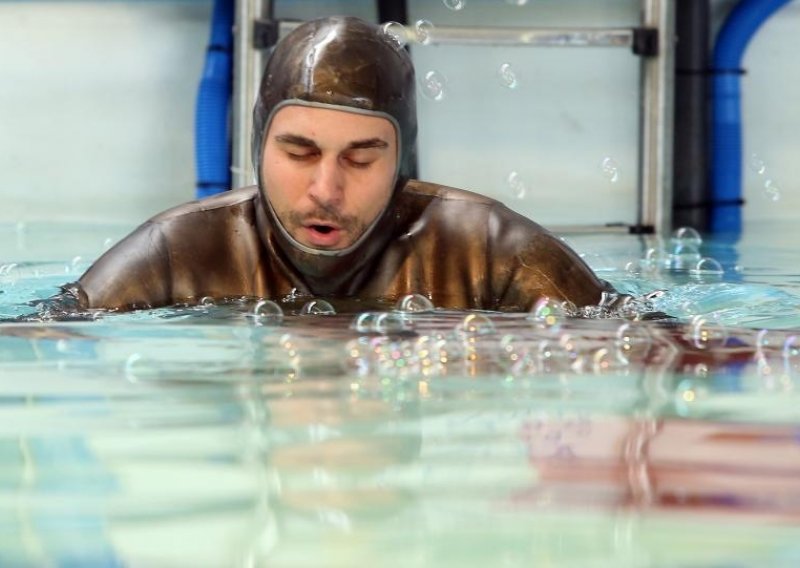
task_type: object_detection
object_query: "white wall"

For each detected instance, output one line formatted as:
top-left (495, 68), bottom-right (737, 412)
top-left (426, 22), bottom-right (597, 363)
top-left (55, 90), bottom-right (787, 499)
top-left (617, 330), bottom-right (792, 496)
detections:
top-left (0, 0), bottom-right (798, 231)
top-left (0, 2), bottom-right (212, 225)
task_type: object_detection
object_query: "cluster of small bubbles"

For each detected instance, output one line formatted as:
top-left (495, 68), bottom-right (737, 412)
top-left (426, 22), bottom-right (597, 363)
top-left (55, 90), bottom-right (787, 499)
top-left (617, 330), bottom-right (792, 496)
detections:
top-left (381, 21), bottom-right (408, 48)
top-left (689, 257), bottom-right (724, 279)
top-left (748, 153), bottom-right (782, 202)
top-left (689, 313), bottom-right (729, 350)
top-left (301, 299), bottom-right (335, 315)
top-left (672, 226), bottom-right (702, 247)
top-left (600, 157), bottom-right (620, 183)
top-left (529, 297), bottom-right (572, 328)
top-left (251, 299), bottom-right (283, 324)
top-left (395, 293), bottom-right (434, 313)
top-left (442, 0), bottom-right (465, 10)
top-left (498, 63), bottom-right (518, 89)
top-left (507, 171), bottom-right (527, 199)
top-left (420, 70), bottom-right (446, 102)
top-left (764, 179), bottom-right (781, 202)
top-left (414, 19), bottom-right (434, 45)
top-left (376, 339), bottom-right (418, 374)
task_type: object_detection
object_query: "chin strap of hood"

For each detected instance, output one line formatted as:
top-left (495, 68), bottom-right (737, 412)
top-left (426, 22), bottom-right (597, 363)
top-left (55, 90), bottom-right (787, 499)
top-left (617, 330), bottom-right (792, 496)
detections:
top-left (250, 16), bottom-right (417, 295)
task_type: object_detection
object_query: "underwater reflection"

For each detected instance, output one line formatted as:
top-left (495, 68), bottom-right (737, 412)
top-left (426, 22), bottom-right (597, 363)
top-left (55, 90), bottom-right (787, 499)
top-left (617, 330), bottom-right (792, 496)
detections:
top-left (1, 307), bottom-right (800, 565)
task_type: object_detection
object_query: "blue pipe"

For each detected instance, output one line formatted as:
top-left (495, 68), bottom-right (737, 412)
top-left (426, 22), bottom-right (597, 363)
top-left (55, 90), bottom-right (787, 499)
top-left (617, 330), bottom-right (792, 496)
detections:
top-left (710, 0), bottom-right (793, 235)
top-left (195, 0), bottom-right (235, 199)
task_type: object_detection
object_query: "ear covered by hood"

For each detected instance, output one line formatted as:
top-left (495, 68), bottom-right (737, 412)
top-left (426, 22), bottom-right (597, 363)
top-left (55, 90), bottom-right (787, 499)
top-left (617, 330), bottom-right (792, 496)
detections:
top-left (250, 16), bottom-right (418, 293)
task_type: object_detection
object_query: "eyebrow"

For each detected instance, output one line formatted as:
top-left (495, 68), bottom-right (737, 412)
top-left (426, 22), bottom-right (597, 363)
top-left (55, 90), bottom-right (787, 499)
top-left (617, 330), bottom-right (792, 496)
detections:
top-left (274, 134), bottom-right (389, 151)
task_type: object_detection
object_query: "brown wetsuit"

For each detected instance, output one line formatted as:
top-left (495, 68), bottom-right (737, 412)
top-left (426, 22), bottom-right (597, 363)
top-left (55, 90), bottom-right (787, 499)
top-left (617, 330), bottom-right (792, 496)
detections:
top-left (72, 182), bottom-right (612, 312)
top-left (67, 16), bottom-right (614, 313)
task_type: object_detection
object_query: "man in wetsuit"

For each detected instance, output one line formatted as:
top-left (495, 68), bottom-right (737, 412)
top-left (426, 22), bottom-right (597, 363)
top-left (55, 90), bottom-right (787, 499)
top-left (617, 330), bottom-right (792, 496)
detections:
top-left (67, 16), bottom-right (616, 313)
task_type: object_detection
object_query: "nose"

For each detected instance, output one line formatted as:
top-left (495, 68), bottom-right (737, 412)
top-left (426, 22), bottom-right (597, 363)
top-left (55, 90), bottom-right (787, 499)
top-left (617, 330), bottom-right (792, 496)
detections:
top-left (308, 155), bottom-right (344, 208)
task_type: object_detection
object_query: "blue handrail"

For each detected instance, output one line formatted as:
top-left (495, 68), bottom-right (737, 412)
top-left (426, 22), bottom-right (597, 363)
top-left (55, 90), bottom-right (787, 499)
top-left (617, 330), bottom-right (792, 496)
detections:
top-left (710, 0), bottom-right (793, 235)
top-left (194, 0), bottom-right (235, 199)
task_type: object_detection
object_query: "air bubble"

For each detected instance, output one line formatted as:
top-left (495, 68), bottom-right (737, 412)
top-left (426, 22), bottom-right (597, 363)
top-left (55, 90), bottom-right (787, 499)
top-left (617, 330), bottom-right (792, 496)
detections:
top-left (666, 243), bottom-right (701, 271)
top-left (690, 257), bottom-right (724, 278)
top-left (70, 256), bottom-right (83, 272)
top-left (414, 19), bottom-right (434, 45)
top-left (124, 353), bottom-right (143, 383)
top-left (690, 314), bottom-right (729, 350)
top-left (600, 157), bottom-right (619, 183)
top-left (374, 312), bottom-right (411, 334)
top-left (590, 347), bottom-right (627, 373)
top-left (506, 0), bottom-right (529, 4)
top-left (749, 153), bottom-right (766, 175)
top-left (103, 238), bottom-right (114, 250)
top-left (200, 296), bottom-right (216, 307)
top-left (764, 179), bottom-right (781, 202)
top-left (396, 293), bottom-right (434, 313)
top-left (442, 0), bottom-right (465, 10)
top-left (381, 21), bottom-right (408, 48)
top-left (783, 335), bottom-right (800, 377)
top-left (529, 297), bottom-right (570, 328)
top-left (507, 171), bottom-right (527, 199)
top-left (353, 312), bottom-right (379, 333)
top-left (301, 299), bottom-right (335, 315)
top-left (672, 226), bottom-right (702, 247)
top-left (251, 300), bottom-right (283, 324)
top-left (0, 263), bottom-right (17, 277)
top-left (420, 70), bottom-right (446, 102)
top-left (615, 322), bottom-right (651, 364)
top-left (456, 313), bottom-right (496, 338)
top-left (498, 63), bottom-right (518, 89)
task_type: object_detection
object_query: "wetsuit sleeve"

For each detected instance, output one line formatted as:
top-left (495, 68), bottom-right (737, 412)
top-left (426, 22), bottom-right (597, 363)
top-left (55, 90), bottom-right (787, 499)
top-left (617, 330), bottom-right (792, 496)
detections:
top-left (488, 204), bottom-right (615, 311)
top-left (76, 222), bottom-right (173, 311)
top-left (501, 231), bottom-right (614, 310)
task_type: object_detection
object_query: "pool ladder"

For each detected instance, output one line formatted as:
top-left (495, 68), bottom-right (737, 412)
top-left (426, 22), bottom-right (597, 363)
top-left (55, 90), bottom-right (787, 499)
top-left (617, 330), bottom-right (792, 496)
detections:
top-left (231, 0), bottom-right (674, 235)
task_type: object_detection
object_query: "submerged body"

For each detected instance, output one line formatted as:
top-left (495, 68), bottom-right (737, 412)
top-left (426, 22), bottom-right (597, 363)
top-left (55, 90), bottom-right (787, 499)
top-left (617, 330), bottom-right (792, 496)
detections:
top-left (72, 182), bottom-right (612, 312)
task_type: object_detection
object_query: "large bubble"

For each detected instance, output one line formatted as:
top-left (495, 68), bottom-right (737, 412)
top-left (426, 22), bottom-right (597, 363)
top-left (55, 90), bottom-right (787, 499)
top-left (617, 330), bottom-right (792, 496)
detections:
top-left (396, 293), bottom-right (434, 313)
top-left (300, 299), bottom-right (335, 315)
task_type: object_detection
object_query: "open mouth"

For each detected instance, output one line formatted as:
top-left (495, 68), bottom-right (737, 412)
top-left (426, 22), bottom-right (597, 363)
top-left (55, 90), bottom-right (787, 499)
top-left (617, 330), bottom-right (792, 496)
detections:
top-left (302, 222), bottom-right (344, 247)
top-left (311, 224), bottom-right (334, 234)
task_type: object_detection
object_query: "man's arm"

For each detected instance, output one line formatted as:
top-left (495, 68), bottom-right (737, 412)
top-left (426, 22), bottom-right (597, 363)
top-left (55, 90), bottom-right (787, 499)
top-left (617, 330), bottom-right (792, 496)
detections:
top-left (74, 221), bottom-right (173, 311)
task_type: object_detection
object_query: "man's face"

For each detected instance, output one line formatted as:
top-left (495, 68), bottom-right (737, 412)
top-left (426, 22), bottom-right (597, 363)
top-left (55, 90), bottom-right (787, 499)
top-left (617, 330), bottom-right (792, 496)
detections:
top-left (261, 104), bottom-right (398, 250)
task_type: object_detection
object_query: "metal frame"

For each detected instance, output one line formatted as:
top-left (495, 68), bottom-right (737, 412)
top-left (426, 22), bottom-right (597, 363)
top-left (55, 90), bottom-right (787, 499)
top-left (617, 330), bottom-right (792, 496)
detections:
top-left (231, 0), bottom-right (272, 190)
top-left (232, 2), bottom-right (676, 234)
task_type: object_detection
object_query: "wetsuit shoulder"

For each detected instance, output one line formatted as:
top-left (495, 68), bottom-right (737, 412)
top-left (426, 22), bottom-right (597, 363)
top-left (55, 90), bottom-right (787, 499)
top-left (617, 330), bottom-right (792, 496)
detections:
top-left (76, 187), bottom-right (262, 311)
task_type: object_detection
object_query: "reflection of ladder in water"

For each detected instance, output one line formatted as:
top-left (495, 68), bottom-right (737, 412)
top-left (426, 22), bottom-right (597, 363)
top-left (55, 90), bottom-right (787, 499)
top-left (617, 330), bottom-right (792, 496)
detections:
top-left (231, 0), bottom-right (674, 235)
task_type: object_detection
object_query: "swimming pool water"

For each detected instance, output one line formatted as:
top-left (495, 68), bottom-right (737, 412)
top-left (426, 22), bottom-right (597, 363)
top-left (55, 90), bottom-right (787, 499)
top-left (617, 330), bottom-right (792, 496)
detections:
top-left (1, 221), bottom-right (799, 566)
